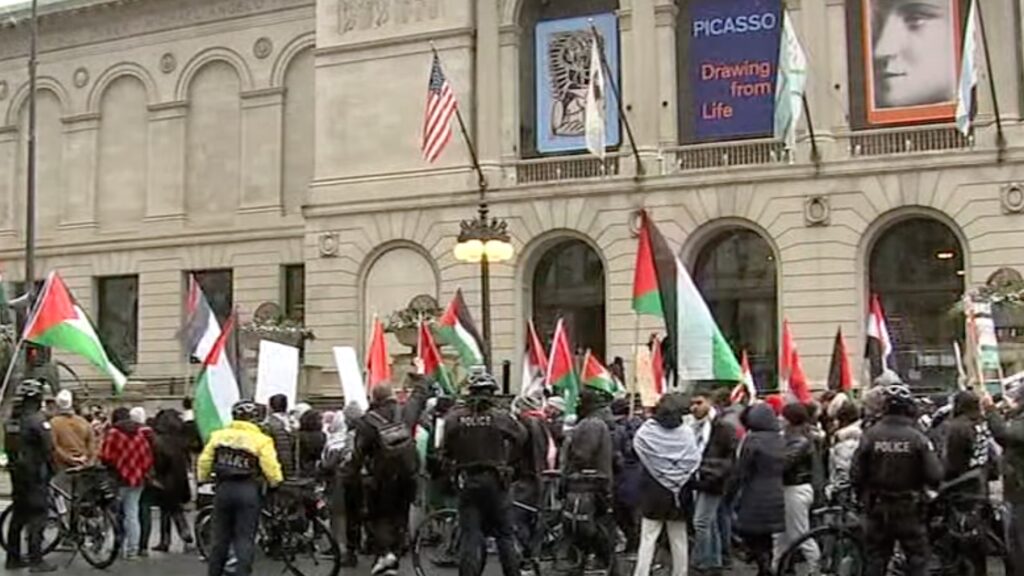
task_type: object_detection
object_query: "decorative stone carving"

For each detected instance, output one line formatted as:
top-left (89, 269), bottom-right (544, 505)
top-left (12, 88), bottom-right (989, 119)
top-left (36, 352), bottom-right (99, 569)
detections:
top-left (804, 195), bottom-right (830, 226)
top-left (0, 80), bottom-right (7, 101)
top-left (318, 232), bottom-right (340, 257)
top-left (253, 37), bottom-right (273, 59)
top-left (339, 0), bottom-right (442, 34)
top-left (160, 52), bottom-right (177, 74)
top-left (73, 67), bottom-right (89, 89)
top-left (1001, 183), bottom-right (1024, 214)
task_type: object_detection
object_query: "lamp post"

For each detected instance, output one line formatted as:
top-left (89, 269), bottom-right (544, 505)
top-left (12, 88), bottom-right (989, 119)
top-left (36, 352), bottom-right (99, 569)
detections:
top-left (453, 202), bottom-right (514, 372)
top-left (24, 0), bottom-right (38, 297)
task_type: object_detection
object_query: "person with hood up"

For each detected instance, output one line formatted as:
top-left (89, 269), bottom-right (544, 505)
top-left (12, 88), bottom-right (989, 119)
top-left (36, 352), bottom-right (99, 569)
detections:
top-left (687, 388), bottom-right (739, 575)
top-left (148, 409), bottom-right (195, 553)
top-left (632, 393), bottom-right (701, 576)
top-left (297, 409), bottom-right (326, 478)
top-left (772, 403), bottom-right (821, 573)
top-left (732, 403), bottom-right (786, 576)
top-left (827, 400), bottom-right (862, 490)
top-left (321, 408), bottom-right (358, 566)
top-left (941, 390), bottom-right (992, 576)
top-left (102, 406), bottom-right (155, 560)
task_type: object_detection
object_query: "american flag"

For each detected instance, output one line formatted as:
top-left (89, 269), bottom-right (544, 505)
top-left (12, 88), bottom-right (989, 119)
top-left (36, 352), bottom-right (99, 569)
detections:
top-left (422, 53), bottom-right (458, 163)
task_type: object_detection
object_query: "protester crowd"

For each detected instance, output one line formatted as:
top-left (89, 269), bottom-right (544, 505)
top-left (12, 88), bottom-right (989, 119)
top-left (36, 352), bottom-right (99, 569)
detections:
top-left (6, 365), bottom-right (1024, 576)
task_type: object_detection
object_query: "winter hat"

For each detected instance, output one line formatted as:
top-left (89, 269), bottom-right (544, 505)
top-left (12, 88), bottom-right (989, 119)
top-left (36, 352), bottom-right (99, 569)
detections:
top-left (546, 396), bottom-right (566, 415)
top-left (129, 406), bottom-right (146, 424)
top-left (56, 389), bottom-right (74, 411)
top-left (342, 401), bottom-right (365, 426)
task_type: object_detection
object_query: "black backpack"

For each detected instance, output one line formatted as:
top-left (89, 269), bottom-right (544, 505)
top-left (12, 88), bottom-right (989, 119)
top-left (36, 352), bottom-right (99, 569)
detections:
top-left (367, 412), bottom-right (418, 479)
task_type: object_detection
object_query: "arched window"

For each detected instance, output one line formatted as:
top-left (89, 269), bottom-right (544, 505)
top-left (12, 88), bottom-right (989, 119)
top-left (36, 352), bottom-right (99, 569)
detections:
top-left (869, 217), bottom-right (964, 389)
top-left (693, 228), bottom-right (778, 389)
top-left (282, 48), bottom-right (314, 215)
top-left (519, 0), bottom-right (619, 158)
top-left (97, 76), bottom-right (147, 229)
top-left (364, 246), bottom-right (439, 352)
top-left (186, 61), bottom-right (241, 222)
top-left (532, 239), bottom-right (606, 360)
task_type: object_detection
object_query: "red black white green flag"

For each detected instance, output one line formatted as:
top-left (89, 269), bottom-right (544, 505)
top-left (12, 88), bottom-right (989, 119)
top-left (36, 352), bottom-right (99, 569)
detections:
top-left (827, 327), bottom-right (855, 392)
top-left (865, 294), bottom-right (894, 379)
top-left (521, 320), bottom-right (548, 398)
top-left (437, 289), bottom-right (486, 368)
top-left (544, 318), bottom-right (579, 415)
top-left (418, 318), bottom-right (454, 395)
top-left (581, 349), bottom-right (620, 396)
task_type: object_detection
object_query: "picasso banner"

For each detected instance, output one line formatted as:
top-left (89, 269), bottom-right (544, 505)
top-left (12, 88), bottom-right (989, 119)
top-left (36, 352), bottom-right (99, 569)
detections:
top-left (688, 0), bottom-right (782, 141)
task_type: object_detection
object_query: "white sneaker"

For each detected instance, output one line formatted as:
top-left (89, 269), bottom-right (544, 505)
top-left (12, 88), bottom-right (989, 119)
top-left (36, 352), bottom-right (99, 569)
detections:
top-left (371, 553), bottom-right (398, 575)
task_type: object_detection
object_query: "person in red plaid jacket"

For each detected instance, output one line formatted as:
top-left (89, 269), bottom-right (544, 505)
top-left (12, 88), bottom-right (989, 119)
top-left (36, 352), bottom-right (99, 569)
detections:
top-left (101, 407), bottom-right (154, 560)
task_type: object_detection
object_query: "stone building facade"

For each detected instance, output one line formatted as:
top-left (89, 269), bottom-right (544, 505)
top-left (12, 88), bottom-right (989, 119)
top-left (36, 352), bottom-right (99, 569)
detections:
top-left (1, 0), bottom-right (1024, 396)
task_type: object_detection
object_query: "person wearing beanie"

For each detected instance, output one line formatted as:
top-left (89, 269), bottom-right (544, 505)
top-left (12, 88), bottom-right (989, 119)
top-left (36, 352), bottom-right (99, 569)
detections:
top-left (50, 390), bottom-right (97, 471)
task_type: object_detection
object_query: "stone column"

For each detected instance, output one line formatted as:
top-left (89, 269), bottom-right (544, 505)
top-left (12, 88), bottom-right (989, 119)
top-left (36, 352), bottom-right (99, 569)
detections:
top-left (499, 25), bottom-right (520, 162)
top-left (145, 101), bottom-right (187, 221)
top-left (60, 113), bottom-right (99, 228)
top-left (628, 0), bottom-right (659, 156)
top-left (655, 0), bottom-right (679, 150)
top-left (980, 0), bottom-right (1021, 123)
top-left (0, 126), bottom-right (17, 234)
top-left (240, 88), bottom-right (284, 213)
top-left (795, 0), bottom-right (837, 161)
top-left (475, 0), bottom-right (501, 180)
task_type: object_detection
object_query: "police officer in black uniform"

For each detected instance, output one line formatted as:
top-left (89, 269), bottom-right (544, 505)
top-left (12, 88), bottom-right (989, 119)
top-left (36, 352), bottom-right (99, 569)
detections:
top-left (851, 382), bottom-right (944, 576)
top-left (5, 379), bottom-right (57, 573)
top-left (441, 370), bottom-right (527, 576)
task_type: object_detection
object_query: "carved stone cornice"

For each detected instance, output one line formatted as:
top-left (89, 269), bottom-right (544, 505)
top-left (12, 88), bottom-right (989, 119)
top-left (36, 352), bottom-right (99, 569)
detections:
top-left (0, 0), bottom-right (314, 57)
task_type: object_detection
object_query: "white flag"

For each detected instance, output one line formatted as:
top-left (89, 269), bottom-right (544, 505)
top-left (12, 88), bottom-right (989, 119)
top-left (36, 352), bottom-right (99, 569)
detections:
top-left (956, 0), bottom-right (980, 136)
top-left (773, 11), bottom-right (808, 150)
top-left (585, 34), bottom-right (607, 159)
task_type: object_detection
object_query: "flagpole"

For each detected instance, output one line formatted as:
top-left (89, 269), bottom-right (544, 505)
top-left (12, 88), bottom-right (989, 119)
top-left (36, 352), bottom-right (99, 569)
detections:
top-left (429, 43), bottom-right (488, 192)
top-left (629, 313), bottom-right (640, 419)
top-left (588, 21), bottom-right (644, 177)
top-left (974, 0), bottom-right (1006, 159)
top-left (801, 94), bottom-right (821, 167)
top-left (0, 336), bottom-right (26, 406)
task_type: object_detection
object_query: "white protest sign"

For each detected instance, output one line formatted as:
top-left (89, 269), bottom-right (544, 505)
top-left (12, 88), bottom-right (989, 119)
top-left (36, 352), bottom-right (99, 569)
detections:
top-left (255, 340), bottom-right (300, 407)
top-left (333, 346), bottom-right (369, 411)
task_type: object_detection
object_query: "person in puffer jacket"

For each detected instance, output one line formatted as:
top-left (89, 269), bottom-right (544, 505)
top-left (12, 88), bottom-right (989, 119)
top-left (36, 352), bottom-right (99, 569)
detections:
top-left (828, 401), bottom-right (862, 490)
top-left (773, 403), bottom-right (820, 572)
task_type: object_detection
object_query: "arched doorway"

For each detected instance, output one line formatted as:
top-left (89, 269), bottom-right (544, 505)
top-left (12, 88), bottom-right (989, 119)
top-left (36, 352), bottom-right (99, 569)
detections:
top-left (693, 228), bottom-right (778, 389)
top-left (869, 217), bottom-right (965, 389)
top-left (532, 238), bottom-right (606, 360)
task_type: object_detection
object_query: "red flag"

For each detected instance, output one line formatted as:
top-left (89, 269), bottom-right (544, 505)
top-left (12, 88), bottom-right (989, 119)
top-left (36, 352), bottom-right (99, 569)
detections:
top-left (418, 319), bottom-right (454, 395)
top-left (866, 294), bottom-right (894, 379)
top-left (545, 318), bottom-right (580, 415)
top-left (521, 320), bottom-right (548, 397)
top-left (780, 320), bottom-right (811, 403)
top-left (366, 316), bottom-right (391, 389)
top-left (827, 327), bottom-right (854, 392)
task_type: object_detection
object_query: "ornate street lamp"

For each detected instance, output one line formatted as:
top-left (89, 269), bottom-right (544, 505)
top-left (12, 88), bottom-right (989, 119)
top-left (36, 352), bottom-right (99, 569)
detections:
top-left (453, 202), bottom-right (514, 371)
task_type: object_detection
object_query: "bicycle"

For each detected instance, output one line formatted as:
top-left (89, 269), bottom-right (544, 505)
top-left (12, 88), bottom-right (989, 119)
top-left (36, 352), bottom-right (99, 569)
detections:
top-left (0, 465), bottom-right (121, 569)
top-left (195, 479), bottom-right (342, 576)
top-left (0, 480), bottom-right (70, 557)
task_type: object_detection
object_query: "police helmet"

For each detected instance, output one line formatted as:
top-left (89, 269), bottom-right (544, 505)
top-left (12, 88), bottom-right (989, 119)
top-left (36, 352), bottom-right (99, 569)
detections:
top-left (882, 383), bottom-right (915, 415)
top-left (466, 369), bottom-right (498, 394)
top-left (231, 400), bottom-right (260, 422)
top-left (16, 379), bottom-right (45, 401)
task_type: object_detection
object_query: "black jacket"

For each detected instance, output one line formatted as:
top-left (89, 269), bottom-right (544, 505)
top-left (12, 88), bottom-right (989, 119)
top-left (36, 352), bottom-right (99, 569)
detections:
top-left (732, 404), bottom-right (785, 536)
top-left (782, 427), bottom-right (817, 487)
top-left (262, 414), bottom-right (296, 478)
top-left (943, 414), bottom-right (992, 488)
top-left (11, 409), bottom-right (54, 509)
top-left (564, 415), bottom-right (614, 492)
top-left (851, 414), bottom-right (943, 499)
top-left (442, 402), bottom-right (525, 475)
top-left (692, 417), bottom-right (739, 494)
top-left (988, 410), bottom-right (1024, 503)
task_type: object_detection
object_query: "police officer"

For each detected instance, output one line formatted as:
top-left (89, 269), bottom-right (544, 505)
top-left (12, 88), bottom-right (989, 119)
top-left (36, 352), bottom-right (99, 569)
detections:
top-left (5, 379), bottom-right (56, 573)
top-left (198, 400), bottom-right (283, 576)
top-left (851, 382), bottom-right (944, 576)
top-left (441, 370), bottom-right (527, 576)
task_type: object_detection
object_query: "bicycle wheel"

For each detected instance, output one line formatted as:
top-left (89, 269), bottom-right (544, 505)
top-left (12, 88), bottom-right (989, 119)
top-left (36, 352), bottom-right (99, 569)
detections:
top-left (276, 517), bottom-right (341, 576)
top-left (777, 526), bottom-right (864, 576)
top-left (413, 509), bottom-right (460, 576)
top-left (194, 506), bottom-right (214, 560)
top-left (75, 506), bottom-right (121, 569)
top-left (0, 502), bottom-right (65, 556)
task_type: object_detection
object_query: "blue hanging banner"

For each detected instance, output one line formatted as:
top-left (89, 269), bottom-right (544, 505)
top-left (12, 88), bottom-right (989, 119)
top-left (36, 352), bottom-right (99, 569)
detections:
top-left (689, 0), bottom-right (782, 142)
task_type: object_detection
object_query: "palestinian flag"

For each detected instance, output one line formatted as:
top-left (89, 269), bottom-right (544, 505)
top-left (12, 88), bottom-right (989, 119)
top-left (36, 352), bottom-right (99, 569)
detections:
top-left (632, 215), bottom-right (663, 316)
top-left (437, 289), bottom-right (485, 368)
top-left (730, 350), bottom-right (758, 404)
top-left (634, 211), bottom-right (742, 385)
top-left (545, 318), bottom-right (579, 415)
top-left (865, 294), bottom-right (894, 379)
top-left (194, 314), bottom-right (240, 442)
top-left (366, 316), bottom-right (391, 389)
top-left (179, 274), bottom-right (222, 362)
top-left (827, 327), bottom-right (854, 392)
top-left (780, 320), bottom-right (811, 403)
top-left (581, 350), bottom-right (619, 396)
top-left (23, 272), bottom-right (127, 394)
top-left (521, 320), bottom-right (548, 398)
top-left (418, 319), bottom-right (454, 395)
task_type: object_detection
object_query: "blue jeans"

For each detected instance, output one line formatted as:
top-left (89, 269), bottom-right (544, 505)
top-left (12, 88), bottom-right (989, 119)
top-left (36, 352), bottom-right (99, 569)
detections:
top-left (693, 491), bottom-right (722, 569)
top-left (120, 486), bottom-right (143, 555)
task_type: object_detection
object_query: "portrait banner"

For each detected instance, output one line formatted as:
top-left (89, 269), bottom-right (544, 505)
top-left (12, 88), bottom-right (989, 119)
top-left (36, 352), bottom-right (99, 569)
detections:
top-left (688, 0), bottom-right (782, 141)
top-left (860, 0), bottom-right (962, 125)
top-left (535, 13), bottom-right (621, 155)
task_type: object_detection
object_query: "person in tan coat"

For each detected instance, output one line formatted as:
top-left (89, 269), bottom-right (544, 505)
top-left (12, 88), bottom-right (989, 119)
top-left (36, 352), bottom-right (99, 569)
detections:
top-left (50, 390), bottom-right (97, 470)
